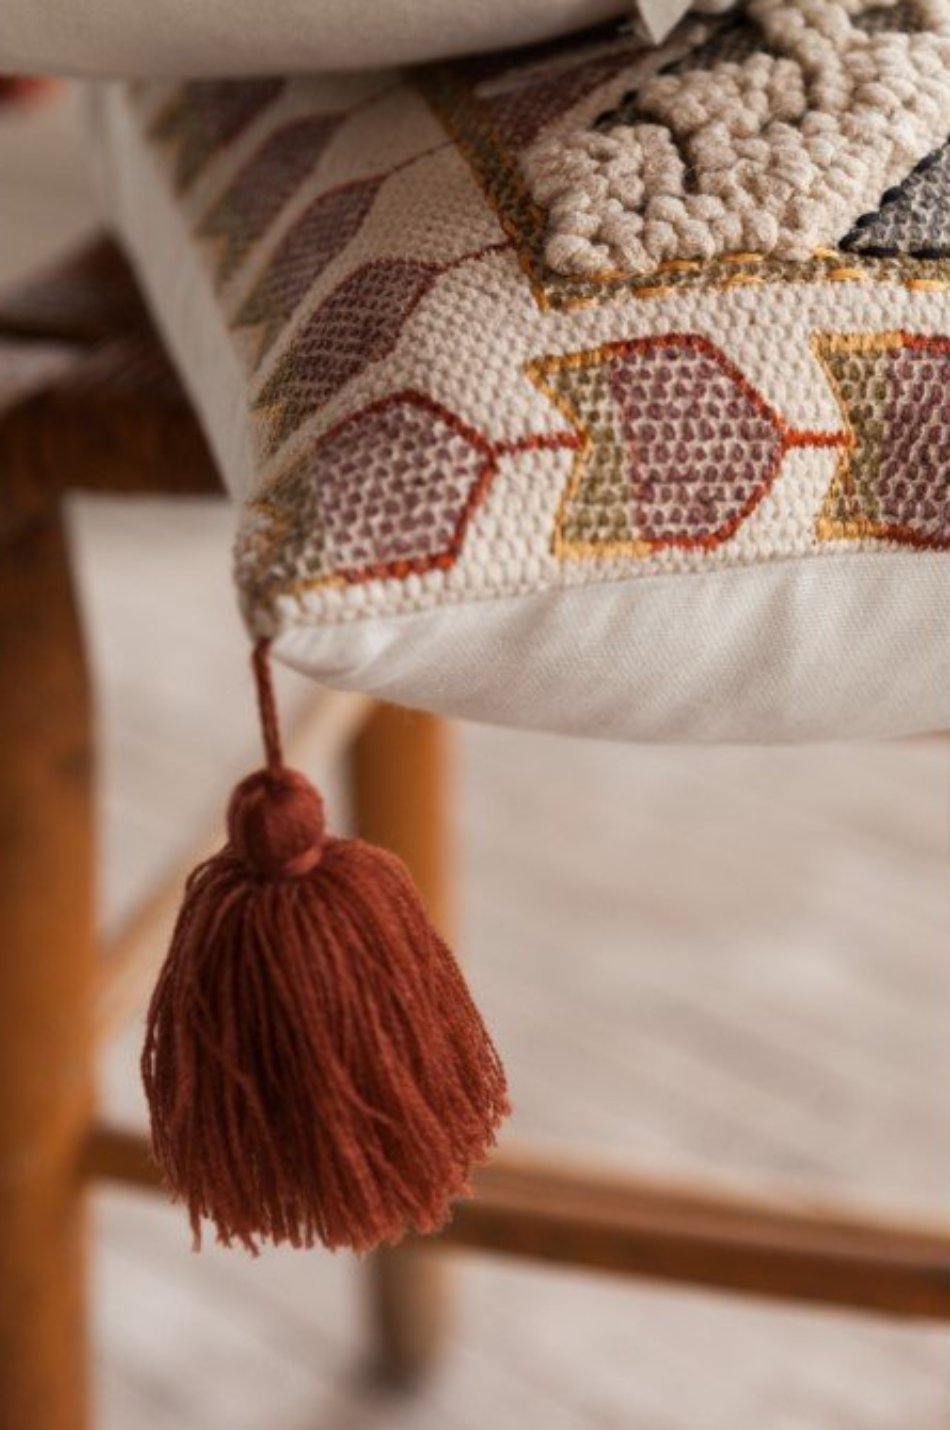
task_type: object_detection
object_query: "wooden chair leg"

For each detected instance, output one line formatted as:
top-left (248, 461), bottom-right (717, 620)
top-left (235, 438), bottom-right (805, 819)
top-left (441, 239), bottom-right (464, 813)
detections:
top-left (365, 1246), bottom-right (449, 1389)
top-left (0, 504), bottom-right (95, 1430)
top-left (349, 704), bottom-right (454, 1386)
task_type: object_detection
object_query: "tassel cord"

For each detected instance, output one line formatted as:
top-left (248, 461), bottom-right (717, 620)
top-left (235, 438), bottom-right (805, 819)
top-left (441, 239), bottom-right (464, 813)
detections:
top-left (253, 639), bottom-right (284, 775)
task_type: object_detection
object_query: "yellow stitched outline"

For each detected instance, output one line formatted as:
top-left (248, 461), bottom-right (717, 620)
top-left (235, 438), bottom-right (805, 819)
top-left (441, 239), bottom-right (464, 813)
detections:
top-left (812, 331), bottom-right (886, 543)
top-left (525, 348), bottom-right (651, 561)
top-left (813, 334), bottom-right (876, 542)
top-left (525, 353), bottom-right (625, 560)
top-left (811, 330), bottom-right (949, 549)
top-left (417, 70), bottom-right (950, 314)
top-left (550, 254), bottom-right (950, 313)
top-left (526, 336), bottom-right (842, 562)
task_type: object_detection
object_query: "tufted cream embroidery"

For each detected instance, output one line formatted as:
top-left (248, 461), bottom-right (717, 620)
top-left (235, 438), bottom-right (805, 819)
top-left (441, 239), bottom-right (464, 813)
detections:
top-left (525, 0), bottom-right (950, 277)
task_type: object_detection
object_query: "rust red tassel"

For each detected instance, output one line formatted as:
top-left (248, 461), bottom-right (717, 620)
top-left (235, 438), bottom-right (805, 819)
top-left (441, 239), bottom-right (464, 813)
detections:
top-left (142, 642), bottom-right (509, 1253)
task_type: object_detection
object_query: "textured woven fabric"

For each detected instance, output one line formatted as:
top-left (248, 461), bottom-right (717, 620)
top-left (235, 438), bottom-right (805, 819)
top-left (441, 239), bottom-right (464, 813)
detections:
top-left (527, 0), bottom-right (950, 276)
top-left (93, 2), bottom-right (950, 741)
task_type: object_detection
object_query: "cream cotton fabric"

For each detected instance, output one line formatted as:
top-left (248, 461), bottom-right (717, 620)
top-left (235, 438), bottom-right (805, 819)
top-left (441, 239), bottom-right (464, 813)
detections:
top-left (92, 5), bottom-right (950, 742)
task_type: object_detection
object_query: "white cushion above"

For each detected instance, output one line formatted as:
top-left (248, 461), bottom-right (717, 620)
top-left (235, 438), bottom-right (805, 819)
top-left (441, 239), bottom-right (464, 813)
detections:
top-left (2, 0), bottom-right (627, 77)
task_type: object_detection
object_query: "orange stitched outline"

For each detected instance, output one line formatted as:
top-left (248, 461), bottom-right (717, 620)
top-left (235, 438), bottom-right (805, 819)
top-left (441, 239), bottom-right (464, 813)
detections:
top-left (263, 390), bottom-right (495, 587)
top-left (812, 331), bottom-right (950, 551)
top-left (253, 389), bottom-right (515, 591)
top-left (549, 254), bottom-right (950, 314)
top-left (527, 335), bottom-right (844, 561)
top-left (246, 330), bottom-right (946, 611)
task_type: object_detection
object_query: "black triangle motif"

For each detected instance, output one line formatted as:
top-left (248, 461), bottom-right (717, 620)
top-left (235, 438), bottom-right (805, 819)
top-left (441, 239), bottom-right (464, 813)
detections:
top-left (841, 136), bottom-right (950, 258)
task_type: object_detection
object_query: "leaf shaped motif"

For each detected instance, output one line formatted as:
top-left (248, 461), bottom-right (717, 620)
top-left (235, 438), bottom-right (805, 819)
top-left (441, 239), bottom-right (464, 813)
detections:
top-left (242, 393), bottom-right (495, 612)
top-left (198, 113), bottom-right (344, 287)
top-left (149, 80), bottom-right (284, 193)
top-left (530, 335), bottom-right (795, 555)
top-left (234, 176), bottom-right (384, 366)
top-left (254, 260), bottom-right (440, 454)
top-left (815, 333), bottom-right (950, 548)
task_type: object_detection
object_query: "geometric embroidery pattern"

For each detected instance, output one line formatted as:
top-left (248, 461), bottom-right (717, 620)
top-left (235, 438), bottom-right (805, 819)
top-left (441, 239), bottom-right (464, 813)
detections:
top-left (840, 137), bottom-right (950, 259)
top-left (245, 393), bottom-right (499, 600)
top-left (234, 176), bottom-right (385, 365)
top-left (466, 37), bottom-right (649, 151)
top-left (520, 1), bottom-right (950, 281)
top-left (197, 113), bottom-right (344, 287)
top-left (254, 259), bottom-right (442, 455)
top-left (148, 80), bottom-right (284, 193)
top-left (814, 332), bottom-right (950, 549)
top-left (529, 336), bottom-right (843, 557)
top-left (233, 319), bottom-right (950, 617)
top-left (418, 14), bottom-right (950, 311)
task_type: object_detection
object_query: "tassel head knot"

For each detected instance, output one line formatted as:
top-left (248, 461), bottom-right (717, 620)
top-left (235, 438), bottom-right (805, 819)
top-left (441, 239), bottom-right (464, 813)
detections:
top-left (227, 768), bottom-right (325, 878)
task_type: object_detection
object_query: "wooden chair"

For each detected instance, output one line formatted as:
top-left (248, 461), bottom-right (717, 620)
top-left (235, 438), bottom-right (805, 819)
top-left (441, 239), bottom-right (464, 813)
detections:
top-left (1, 239), bottom-right (947, 1430)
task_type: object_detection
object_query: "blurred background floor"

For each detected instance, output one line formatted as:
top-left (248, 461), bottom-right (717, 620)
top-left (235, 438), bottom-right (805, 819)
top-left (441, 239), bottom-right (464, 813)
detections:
top-left (3, 84), bottom-right (949, 1430)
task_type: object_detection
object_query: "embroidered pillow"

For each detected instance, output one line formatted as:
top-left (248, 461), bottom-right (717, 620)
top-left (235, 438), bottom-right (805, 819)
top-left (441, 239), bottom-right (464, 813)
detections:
top-left (93, 1), bottom-right (950, 742)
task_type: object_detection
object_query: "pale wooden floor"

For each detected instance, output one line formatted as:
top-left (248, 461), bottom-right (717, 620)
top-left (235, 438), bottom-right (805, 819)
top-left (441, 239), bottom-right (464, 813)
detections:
top-left (3, 89), bottom-right (950, 1430)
